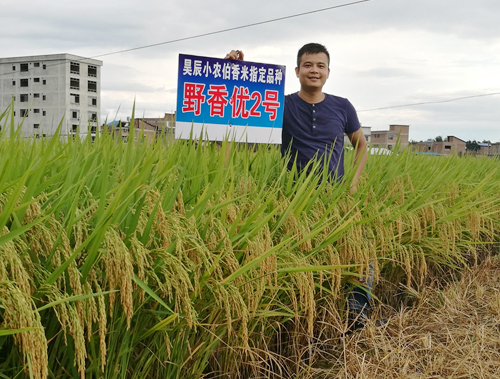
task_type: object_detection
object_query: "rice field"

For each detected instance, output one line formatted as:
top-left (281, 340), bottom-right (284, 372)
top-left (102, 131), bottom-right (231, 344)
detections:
top-left (0, 108), bottom-right (499, 378)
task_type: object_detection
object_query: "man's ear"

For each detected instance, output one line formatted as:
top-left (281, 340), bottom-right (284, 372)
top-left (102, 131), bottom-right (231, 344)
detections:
top-left (295, 66), bottom-right (299, 77)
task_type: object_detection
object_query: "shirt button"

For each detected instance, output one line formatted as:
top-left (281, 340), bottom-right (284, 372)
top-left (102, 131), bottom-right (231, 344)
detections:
top-left (313, 110), bottom-right (316, 113)
top-left (313, 125), bottom-right (316, 128)
top-left (313, 118), bottom-right (316, 121)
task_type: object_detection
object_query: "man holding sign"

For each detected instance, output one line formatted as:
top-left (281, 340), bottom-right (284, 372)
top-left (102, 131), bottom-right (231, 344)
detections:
top-left (226, 43), bottom-right (371, 331)
top-left (225, 43), bottom-right (367, 189)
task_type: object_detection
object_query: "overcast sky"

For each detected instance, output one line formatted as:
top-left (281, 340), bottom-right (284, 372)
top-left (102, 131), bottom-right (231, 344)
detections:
top-left (3, 0), bottom-right (500, 142)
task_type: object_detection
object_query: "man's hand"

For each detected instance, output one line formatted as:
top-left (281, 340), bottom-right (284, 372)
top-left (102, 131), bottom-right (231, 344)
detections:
top-left (224, 50), bottom-right (244, 61)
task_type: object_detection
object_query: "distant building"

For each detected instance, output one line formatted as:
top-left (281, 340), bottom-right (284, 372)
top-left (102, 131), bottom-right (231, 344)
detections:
top-left (490, 143), bottom-right (500, 156)
top-left (414, 136), bottom-right (466, 155)
top-left (344, 125), bottom-right (372, 147)
top-left (476, 142), bottom-right (500, 157)
top-left (370, 124), bottom-right (409, 151)
top-left (0, 53), bottom-right (102, 138)
top-left (104, 113), bottom-right (175, 143)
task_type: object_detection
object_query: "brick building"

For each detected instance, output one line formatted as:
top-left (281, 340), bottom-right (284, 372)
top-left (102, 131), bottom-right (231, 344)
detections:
top-left (105, 113), bottom-right (175, 143)
top-left (370, 124), bottom-right (409, 151)
top-left (415, 136), bottom-right (466, 155)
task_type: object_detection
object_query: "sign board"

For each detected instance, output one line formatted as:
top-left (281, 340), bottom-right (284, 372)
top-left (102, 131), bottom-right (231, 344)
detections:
top-left (175, 54), bottom-right (286, 144)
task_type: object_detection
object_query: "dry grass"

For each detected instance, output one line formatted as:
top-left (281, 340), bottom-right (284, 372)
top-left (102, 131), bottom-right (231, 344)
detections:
top-left (309, 254), bottom-right (500, 378)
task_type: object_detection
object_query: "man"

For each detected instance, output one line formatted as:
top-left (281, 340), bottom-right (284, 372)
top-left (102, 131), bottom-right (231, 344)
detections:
top-left (225, 43), bottom-right (367, 189)
top-left (225, 43), bottom-right (371, 329)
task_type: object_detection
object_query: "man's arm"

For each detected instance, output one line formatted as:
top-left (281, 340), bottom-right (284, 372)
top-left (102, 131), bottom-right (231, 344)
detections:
top-left (347, 129), bottom-right (368, 193)
top-left (222, 50), bottom-right (244, 166)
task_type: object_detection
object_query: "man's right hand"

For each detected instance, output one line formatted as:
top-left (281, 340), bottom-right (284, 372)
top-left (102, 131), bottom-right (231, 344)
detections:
top-left (224, 50), bottom-right (244, 60)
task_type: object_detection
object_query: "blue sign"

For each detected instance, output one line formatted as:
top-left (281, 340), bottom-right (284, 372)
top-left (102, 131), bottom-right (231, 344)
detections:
top-left (175, 54), bottom-right (286, 143)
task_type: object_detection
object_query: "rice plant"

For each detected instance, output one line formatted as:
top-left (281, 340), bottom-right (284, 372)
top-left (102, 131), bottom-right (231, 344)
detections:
top-left (0, 107), bottom-right (499, 378)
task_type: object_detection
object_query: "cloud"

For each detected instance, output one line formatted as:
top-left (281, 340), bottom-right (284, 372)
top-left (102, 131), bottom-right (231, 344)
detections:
top-left (355, 67), bottom-right (415, 79)
top-left (2, 0), bottom-right (500, 142)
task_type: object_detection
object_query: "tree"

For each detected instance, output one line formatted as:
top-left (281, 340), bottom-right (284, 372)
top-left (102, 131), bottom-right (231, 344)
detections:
top-left (466, 140), bottom-right (479, 151)
top-left (435, 136), bottom-right (443, 142)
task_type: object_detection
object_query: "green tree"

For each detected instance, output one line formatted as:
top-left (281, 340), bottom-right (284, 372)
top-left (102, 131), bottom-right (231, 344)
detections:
top-left (466, 140), bottom-right (479, 151)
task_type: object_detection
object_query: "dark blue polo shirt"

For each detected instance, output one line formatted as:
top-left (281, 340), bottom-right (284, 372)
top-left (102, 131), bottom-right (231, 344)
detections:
top-left (281, 92), bottom-right (361, 181)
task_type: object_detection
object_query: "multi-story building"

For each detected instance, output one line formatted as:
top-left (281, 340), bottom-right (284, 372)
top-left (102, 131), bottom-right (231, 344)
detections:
top-left (370, 124), bottom-right (410, 151)
top-left (0, 53), bottom-right (102, 138)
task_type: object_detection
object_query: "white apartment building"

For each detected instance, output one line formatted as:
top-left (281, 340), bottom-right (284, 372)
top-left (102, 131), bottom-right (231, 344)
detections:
top-left (0, 53), bottom-right (102, 138)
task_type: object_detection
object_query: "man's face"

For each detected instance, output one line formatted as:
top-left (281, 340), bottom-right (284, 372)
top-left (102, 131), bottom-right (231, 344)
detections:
top-left (295, 52), bottom-right (330, 91)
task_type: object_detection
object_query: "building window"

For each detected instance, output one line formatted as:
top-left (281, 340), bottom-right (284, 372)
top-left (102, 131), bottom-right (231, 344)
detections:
top-left (445, 145), bottom-right (451, 150)
top-left (43, 95), bottom-right (46, 101)
top-left (12, 80), bottom-right (16, 86)
top-left (43, 64), bottom-right (46, 69)
top-left (43, 79), bottom-right (46, 85)
top-left (20, 94), bottom-right (29, 102)
top-left (34, 109), bottom-right (40, 114)
top-left (20, 109), bottom-right (28, 117)
top-left (34, 93), bottom-right (40, 98)
top-left (70, 62), bottom-right (80, 74)
top-left (388, 145), bottom-right (393, 150)
top-left (72, 125), bottom-right (79, 132)
top-left (71, 110), bottom-right (80, 120)
top-left (88, 65), bottom-right (97, 77)
top-left (12, 65), bottom-right (16, 71)
top-left (89, 96), bottom-right (97, 107)
top-left (34, 62), bottom-right (40, 68)
top-left (89, 112), bottom-right (98, 122)
top-left (34, 78), bottom-right (40, 83)
top-left (90, 126), bottom-right (97, 133)
top-left (34, 124), bottom-right (40, 129)
top-left (70, 93), bottom-right (80, 104)
top-left (88, 81), bottom-right (97, 93)
top-left (70, 78), bottom-right (80, 90)
top-left (43, 111), bottom-right (46, 116)
top-left (388, 135), bottom-right (394, 140)
top-left (20, 63), bottom-right (29, 72)
top-left (20, 79), bottom-right (29, 87)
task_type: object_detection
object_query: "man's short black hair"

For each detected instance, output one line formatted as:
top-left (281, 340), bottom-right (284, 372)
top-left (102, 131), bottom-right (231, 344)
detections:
top-left (297, 43), bottom-right (330, 68)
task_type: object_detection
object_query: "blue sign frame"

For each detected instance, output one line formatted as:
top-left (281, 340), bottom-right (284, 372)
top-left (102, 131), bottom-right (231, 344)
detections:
top-left (175, 54), bottom-right (286, 143)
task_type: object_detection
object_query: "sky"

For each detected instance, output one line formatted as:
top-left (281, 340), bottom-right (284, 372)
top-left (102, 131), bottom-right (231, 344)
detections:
top-left (3, 0), bottom-right (500, 142)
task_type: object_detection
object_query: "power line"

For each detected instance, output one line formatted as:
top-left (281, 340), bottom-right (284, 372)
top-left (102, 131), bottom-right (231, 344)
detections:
top-left (90, 0), bottom-right (372, 59)
top-left (1, 0), bottom-right (372, 76)
top-left (4, 0), bottom-right (498, 113)
top-left (358, 92), bottom-right (500, 112)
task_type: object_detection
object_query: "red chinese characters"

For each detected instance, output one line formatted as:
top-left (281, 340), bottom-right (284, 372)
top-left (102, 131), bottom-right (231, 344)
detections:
top-left (182, 83), bottom-right (205, 116)
top-left (262, 90), bottom-right (280, 121)
top-left (207, 85), bottom-right (229, 117)
top-left (182, 83), bottom-right (280, 121)
top-left (230, 86), bottom-right (250, 118)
